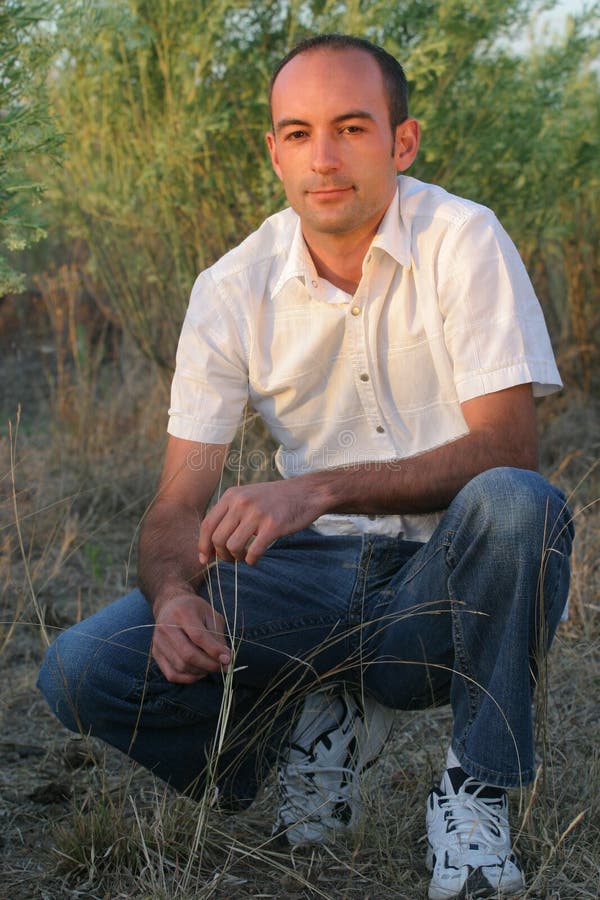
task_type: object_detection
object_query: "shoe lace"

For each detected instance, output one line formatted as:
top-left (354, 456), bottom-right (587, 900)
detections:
top-left (441, 779), bottom-right (509, 850)
top-left (279, 751), bottom-right (354, 821)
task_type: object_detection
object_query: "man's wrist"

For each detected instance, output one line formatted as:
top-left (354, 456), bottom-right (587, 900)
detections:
top-left (302, 469), bottom-right (344, 518)
top-left (144, 577), bottom-right (201, 617)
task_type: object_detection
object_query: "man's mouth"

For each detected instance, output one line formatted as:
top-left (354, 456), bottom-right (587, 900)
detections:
top-left (307, 185), bottom-right (354, 198)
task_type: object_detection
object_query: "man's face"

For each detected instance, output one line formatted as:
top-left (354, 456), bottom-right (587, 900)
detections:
top-left (266, 48), bottom-right (417, 244)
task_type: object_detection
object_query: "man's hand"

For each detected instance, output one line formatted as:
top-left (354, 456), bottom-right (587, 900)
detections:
top-left (152, 590), bottom-right (232, 683)
top-left (198, 479), bottom-right (326, 566)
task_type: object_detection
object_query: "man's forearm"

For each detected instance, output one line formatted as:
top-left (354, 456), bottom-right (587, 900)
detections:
top-left (303, 427), bottom-right (527, 518)
top-left (302, 385), bottom-right (538, 518)
top-left (138, 499), bottom-right (205, 610)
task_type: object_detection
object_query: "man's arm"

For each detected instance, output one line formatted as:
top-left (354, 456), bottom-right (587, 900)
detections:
top-left (199, 383), bottom-right (537, 566)
top-left (138, 435), bottom-right (232, 683)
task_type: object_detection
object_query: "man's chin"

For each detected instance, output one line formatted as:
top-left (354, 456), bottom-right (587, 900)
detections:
top-left (301, 210), bottom-right (362, 236)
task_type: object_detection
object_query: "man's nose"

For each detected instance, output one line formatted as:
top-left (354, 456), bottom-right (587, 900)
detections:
top-left (311, 133), bottom-right (340, 173)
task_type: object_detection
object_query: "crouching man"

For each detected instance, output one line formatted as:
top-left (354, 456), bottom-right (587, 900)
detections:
top-left (39, 34), bottom-right (573, 899)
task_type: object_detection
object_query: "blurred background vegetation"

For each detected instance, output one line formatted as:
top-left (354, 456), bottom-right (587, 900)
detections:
top-left (0, 1), bottom-right (63, 294)
top-left (2, 0), bottom-right (598, 385)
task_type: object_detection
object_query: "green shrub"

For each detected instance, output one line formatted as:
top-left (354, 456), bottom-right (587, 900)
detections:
top-left (0, 1), bottom-right (62, 294)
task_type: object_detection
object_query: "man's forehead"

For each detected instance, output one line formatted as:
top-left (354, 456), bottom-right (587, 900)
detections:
top-left (270, 47), bottom-right (385, 117)
top-left (271, 46), bottom-right (383, 95)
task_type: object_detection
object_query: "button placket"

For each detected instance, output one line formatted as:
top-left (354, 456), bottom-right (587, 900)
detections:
top-left (347, 293), bottom-right (392, 444)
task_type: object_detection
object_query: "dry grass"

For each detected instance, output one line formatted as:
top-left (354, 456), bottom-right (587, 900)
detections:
top-left (1, 290), bottom-right (599, 899)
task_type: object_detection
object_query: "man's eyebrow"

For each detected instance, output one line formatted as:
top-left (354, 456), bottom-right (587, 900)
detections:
top-left (274, 110), bottom-right (375, 132)
top-left (275, 117), bottom-right (311, 132)
top-left (332, 110), bottom-right (375, 123)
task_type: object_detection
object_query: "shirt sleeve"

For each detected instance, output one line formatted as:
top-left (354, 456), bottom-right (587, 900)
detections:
top-left (438, 208), bottom-right (562, 402)
top-left (167, 269), bottom-right (249, 443)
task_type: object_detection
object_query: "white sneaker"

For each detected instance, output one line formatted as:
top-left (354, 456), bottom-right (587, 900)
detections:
top-left (426, 769), bottom-right (524, 899)
top-left (274, 687), bottom-right (394, 846)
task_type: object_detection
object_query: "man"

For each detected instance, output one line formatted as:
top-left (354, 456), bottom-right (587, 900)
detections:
top-left (38, 34), bottom-right (573, 899)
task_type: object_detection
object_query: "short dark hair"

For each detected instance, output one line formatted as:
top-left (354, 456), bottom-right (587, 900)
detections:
top-left (269, 33), bottom-right (409, 131)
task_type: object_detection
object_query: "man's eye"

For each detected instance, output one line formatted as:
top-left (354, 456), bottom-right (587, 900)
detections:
top-left (343, 125), bottom-right (363, 134)
top-left (286, 130), bottom-right (308, 140)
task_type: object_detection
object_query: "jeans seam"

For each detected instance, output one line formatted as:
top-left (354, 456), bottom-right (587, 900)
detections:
top-left (444, 529), bottom-right (480, 742)
top-left (449, 596), bottom-right (478, 729)
top-left (126, 691), bottom-right (212, 724)
top-left (346, 536), bottom-right (375, 664)
top-left (126, 663), bottom-right (229, 724)
top-left (399, 540), bottom-right (447, 585)
top-left (235, 612), bottom-right (345, 642)
top-left (541, 539), bottom-right (570, 626)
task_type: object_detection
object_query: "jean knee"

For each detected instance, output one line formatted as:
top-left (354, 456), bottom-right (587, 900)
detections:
top-left (39, 590), bottom-right (155, 723)
top-left (455, 467), bottom-right (571, 552)
top-left (38, 629), bottom-right (91, 732)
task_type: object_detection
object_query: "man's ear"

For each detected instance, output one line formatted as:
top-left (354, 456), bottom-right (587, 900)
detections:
top-left (266, 131), bottom-right (283, 181)
top-left (393, 118), bottom-right (420, 172)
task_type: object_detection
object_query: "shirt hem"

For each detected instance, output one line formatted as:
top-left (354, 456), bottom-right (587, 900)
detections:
top-left (455, 364), bottom-right (562, 403)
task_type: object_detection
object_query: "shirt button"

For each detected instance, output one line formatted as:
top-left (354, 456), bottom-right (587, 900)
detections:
top-left (351, 306), bottom-right (360, 316)
top-left (311, 280), bottom-right (318, 288)
top-left (376, 425), bottom-right (385, 433)
top-left (359, 373), bottom-right (369, 382)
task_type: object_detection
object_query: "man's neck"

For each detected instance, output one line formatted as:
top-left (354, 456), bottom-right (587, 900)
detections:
top-left (303, 230), bottom-right (375, 295)
top-left (301, 187), bottom-right (398, 294)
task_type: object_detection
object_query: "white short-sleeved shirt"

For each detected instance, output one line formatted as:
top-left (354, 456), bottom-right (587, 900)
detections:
top-left (168, 175), bottom-right (561, 542)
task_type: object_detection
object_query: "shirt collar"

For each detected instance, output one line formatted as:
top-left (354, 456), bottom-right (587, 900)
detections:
top-left (272, 216), bottom-right (316, 298)
top-left (272, 180), bottom-right (411, 299)
top-left (369, 183), bottom-right (411, 268)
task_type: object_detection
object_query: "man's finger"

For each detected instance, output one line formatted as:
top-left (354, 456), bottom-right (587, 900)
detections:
top-left (198, 499), bottom-right (230, 563)
top-left (154, 613), bottom-right (231, 667)
top-left (185, 621), bottom-right (231, 664)
top-left (243, 526), bottom-right (277, 565)
top-left (220, 520), bottom-right (260, 561)
top-left (152, 640), bottom-right (220, 680)
top-left (152, 648), bottom-right (210, 683)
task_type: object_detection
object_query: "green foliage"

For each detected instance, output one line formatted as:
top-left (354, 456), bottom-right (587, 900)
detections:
top-left (0, 1), bottom-right (62, 294)
top-left (49, 0), bottom-right (286, 369)
top-left (46, 0), bottom-right (599, 381)
top-left (404, 3), bottom-right (600, 238)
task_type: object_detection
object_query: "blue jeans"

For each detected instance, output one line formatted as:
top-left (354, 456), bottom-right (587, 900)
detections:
top-left (38, 468), bottom-right (573, 804)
